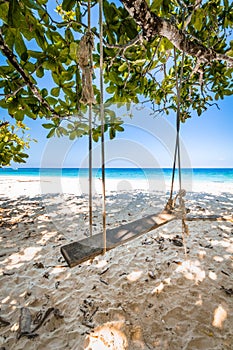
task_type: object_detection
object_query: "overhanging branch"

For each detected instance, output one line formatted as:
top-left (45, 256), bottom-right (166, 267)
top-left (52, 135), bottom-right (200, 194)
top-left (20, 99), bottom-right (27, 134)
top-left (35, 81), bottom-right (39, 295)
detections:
top-left (0, 30), bottom-right (60, 118)
top-left (120, 0), bottom-right (233, 66)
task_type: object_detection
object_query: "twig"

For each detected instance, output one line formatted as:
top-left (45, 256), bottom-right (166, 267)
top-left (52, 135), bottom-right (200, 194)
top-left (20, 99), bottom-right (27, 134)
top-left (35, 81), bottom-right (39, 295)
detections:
top-left (45, 8), bottom-right (142, 52)
top-left (31, 307), bottom-right (63, 333)
top-left (221, 270), bottom-right (230, 277)
top-left (98, 267), bottom-right (109, 275)
top-left (142, 37), bottom-right (162, 76)
top-left (99, 278), bottom-right (109, 285)
top-left (0, 63), bottom-right (44, 98)
top-left (220, 286), bottom-right (233, 296)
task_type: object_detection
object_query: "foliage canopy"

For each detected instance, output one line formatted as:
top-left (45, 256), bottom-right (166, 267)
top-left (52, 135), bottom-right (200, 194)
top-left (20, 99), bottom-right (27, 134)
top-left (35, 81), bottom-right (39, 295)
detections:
top-left (0, 0), bottom-right (232, 151)
top-left (0, 121), bottom-right (30, 166)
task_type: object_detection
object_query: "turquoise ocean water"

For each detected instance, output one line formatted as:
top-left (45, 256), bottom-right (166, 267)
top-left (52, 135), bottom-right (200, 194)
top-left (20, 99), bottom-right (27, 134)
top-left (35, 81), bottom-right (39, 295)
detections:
top-left (0, 168), bottom-right (232, 183)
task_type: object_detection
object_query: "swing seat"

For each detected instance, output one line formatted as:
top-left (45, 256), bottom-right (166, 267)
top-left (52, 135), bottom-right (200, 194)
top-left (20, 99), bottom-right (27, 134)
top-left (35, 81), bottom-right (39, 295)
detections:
top-left (61, 210), bottom-right (176, 267)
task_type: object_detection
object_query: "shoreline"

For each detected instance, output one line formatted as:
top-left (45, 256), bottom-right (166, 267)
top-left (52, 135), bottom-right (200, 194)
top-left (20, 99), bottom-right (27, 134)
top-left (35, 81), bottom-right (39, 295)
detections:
top-left (0, 177), bottom-right (232, 349)
top-left (0, 175), bottom-right (233, 198)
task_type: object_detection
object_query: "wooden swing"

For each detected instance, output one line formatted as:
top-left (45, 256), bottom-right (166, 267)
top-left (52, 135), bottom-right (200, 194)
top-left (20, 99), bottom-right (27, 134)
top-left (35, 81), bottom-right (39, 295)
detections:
top-left (60, 3), bottom-right (231, 268)
top-left (61, 0), bottom-right (185, 267)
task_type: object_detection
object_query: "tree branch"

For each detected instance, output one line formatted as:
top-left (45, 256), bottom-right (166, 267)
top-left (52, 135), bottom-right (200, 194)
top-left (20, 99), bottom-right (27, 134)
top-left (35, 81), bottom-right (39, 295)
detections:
top-left (120, 0), bottom-right (233, 66)
top-left (0, 30), bottom-right (60, 118)
top-left (104, 33), bottom-right (142, 49)
top-left (48, 13), bottom-right (143, 51)
top-left (0, 85), bottom-right (25, 98)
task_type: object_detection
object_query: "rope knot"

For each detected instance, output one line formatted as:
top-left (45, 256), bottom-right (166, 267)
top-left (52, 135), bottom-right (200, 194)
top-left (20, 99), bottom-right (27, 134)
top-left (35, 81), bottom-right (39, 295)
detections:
top-left (78, 32), bottom-right (96, 105)
top-left (165, 189), bottom-right (186, 212)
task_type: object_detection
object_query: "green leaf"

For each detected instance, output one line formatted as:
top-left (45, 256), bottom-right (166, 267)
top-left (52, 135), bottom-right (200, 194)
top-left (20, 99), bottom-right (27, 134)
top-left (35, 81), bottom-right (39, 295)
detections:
top-left (92, 131), bottom-right (99, 142)
top-left (193, 9), bottom-right (204, 31)
top-left (62, 0), bottom-right (76, 11)
top-left (52, 72), bottom-right (61, 85)
top-left (41, 88), bottom-right (48, 97)
top-left (23, 61), bottom-right (35, 72)
top-left (13, 155), bottom-right (26, 163)
top-left (58, 127), bottom-right (68, 136)
top-left (4, 28), bottom-right (16, 50)
top-left (223, 0), bottom-right (229, 10)
top-left (63, 87), bottom-right (75, 99)
top-left (63, 81), bottom-right (75, 88)
top-left (0, 66), bottom-right (14, 75)
top-left (18, 152), bottom-right (29, 158)
top-left (28, 50), bottom-right (44, 59)
top-left (118, 62), bottom-right (128, 72)
top-left (105, 109), bottom-right (116, 118)
top-left (65, 28), bottom-right (74, 42)
top-left (109, 127), bottom-right (116, 139)
top-left (8, 0), bottom-right (21, 27)
top-left (8, 99), bottom-right (19, 115)
top-left (46, 129), bottom-right (55, 138)
top-left (35, 28), bottom-right (47, 50)
top-left (226, 49), bottom-right (233, 57)
top-left (42, 123), bottom-right (55, 129)
top-left (21, 0), bottom-right (44, 10)
top-left (115, 125), bottom-right (124, 132)
top-left (106, 85), bottom-right (116, 94)
top-left (108, 71), bottom-right (123, 85)
top-left (36, 66), bottom-right (44, 78)
top-left (160, 37), bottom-right (173, 51)
top-left (14, 110), bottom-right (25, 121)
top-left (21, 51), bottom-right (29, 61)
top-left (223, 89), bottom-right (233, 96)
top-left (59, 48), bottom-right (70, 63)
top-left (51, 87), bottom-right (60, 97)
top-left (150, 0), bottom-right (163, 12)
top-left (67, 123), bottom-right (74, 130)
top-left (42, 59), bottom-right (57, 70)
top-left (69, 42), bottom-right (79, 62)
top-left (69, 131), bottom-right (76, 140)
top-left (103, 1), bottom-right (117, 19)
top-left (133, 59), bottom-right (147, 66)
top-left (46, 96), bottom-right (57, 105)
top-left (0, 2), bottom-right (9, 23)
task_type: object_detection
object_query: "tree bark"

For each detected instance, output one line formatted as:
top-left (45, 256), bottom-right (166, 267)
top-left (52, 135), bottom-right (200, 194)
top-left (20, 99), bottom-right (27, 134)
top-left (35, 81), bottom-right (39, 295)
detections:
top-left (121, 0), bottom-right (233, 66)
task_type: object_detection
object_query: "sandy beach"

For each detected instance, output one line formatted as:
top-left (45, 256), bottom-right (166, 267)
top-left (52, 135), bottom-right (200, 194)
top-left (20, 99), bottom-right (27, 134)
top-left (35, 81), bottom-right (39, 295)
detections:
top-left (0, 176), bottom-right (232, 349)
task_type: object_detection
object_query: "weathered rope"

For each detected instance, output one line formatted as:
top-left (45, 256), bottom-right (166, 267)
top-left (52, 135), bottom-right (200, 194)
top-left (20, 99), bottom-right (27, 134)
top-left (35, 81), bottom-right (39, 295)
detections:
top-left (87, 0), bottom-right (93, 237)
top-left (78, 31), bottom-right (96, 105)
top-left (78, 0), bottom-right (96, 237)
top-left (165, 16), bottom-right (189, 245)
top-left (99, 0), bottom-right (107, 254)
top-left (88, 103), bottom-right (93, 237)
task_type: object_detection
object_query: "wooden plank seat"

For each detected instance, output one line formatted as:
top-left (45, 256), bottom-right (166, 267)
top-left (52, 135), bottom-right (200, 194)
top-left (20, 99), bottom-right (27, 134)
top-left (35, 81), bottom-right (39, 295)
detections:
top-left (61, 211), bottom-right (232, 267)
top-left (61, 210), bottom-right (176, 267)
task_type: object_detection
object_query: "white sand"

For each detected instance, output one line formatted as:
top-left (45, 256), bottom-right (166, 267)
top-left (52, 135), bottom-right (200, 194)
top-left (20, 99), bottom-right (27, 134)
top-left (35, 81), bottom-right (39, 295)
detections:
top-left (0, 176), bottom-right (233, 350)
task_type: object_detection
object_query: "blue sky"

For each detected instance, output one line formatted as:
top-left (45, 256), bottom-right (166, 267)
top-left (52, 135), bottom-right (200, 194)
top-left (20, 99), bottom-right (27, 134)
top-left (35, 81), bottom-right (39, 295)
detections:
top-left (5, 94), bottom-right (232, 169)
